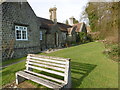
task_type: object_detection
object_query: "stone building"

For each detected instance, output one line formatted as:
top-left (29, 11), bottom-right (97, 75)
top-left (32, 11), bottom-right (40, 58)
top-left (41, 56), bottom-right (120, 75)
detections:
top-left (0, 1), bottom-right (88, 61)
top-left (1, 1), bottom-right (72, 61)
top-left (1, 2), bottom-right (41, 60)
top-left (37, 7), bottom-right (72, 50)
top-left (67, 17), bottom-right (88, 43)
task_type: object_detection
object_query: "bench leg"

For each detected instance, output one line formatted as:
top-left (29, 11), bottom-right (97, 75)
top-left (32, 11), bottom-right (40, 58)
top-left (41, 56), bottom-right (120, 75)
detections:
top-left (62, 66), bottom-right (71, 89)
top-left (61, 75), bottom-right (71, 90)
top-left (62, 81), bottom-right (71, 89)
top-left (65, 76), bottom-right (71, 88)
top-left (16, 73), bottom-right (26, 85)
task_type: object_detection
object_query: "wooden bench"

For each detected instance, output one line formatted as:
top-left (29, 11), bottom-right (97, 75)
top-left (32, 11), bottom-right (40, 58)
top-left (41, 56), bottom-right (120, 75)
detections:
top-left (16, 54), bottom-right (71, 89)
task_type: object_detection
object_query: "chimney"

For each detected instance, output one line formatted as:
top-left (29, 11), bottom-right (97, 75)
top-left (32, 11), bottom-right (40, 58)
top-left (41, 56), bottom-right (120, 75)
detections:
top-left (49, 7), bottom-right (57, 24)
top-left (69, 16), bottom-right (75, 25)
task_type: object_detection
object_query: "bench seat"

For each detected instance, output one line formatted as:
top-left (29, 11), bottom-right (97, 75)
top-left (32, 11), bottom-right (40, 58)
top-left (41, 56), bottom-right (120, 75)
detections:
top-left (16, 71), bottom-right (65, 88)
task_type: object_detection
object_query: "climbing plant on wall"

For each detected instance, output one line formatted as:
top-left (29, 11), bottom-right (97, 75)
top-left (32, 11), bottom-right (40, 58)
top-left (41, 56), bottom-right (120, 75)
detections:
top-left (76, 32), bottom-right (86, 44)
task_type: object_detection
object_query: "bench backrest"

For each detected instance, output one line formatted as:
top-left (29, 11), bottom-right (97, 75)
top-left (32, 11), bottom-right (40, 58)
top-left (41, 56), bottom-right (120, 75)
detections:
top-left (26, 54), bottom-right (71, 84)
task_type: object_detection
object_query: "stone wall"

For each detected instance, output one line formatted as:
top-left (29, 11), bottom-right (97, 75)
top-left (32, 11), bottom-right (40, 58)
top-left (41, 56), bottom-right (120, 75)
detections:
top-left (46, 34), bottom-right (56, 48)
top-left (46, 32), bottom-right (63, 49)
top-left (61, 32), bottom-right (67, 44)
top-left (1, 2), bottom-right (69, 61)
top-left (2, 2), bottom-right (41, 61)
top-left (45, 24), bottom-right (64, 49)
top-left (67, 30), bottom-right (77, 44)
top-left (0, 4), bottom-right (2, 61)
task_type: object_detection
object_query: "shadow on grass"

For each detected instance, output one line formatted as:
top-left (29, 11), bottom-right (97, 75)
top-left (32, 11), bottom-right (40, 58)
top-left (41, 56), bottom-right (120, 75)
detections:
top-left (71, 62), bottom-right (97, 88)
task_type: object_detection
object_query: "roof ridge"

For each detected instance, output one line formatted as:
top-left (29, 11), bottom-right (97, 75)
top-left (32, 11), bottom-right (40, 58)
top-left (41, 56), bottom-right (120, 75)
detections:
top-left (37, 17), bottom-right (53, 22)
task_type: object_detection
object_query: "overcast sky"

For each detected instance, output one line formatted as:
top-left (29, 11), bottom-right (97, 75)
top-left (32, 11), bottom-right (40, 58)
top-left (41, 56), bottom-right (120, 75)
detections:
top-left (27, 0), bottom-right (89, 23)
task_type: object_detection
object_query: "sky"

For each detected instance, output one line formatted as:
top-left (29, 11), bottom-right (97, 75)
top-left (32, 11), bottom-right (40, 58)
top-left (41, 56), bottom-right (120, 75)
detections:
top-left (27, 0), bottom-right (89, 23)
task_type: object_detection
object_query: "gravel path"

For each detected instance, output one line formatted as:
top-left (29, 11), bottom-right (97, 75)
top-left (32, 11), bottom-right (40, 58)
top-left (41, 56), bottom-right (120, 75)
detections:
top-left (1, 48), bottom-right (64, 69)
top-left (1, 59), bottom-right (26, 69)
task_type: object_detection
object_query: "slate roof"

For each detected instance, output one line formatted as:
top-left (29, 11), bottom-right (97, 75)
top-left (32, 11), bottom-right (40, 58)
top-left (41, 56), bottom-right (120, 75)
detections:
top-left (67, 22), bottom-right (88, 35)
top-left (37, 17), bottom-right (54, 30)
top-left (73, 23), bottom-right (83, 32)
top-left (57, 22), bottom-right (72, 32)
top-left (37, 17), bottom-right (72, 32)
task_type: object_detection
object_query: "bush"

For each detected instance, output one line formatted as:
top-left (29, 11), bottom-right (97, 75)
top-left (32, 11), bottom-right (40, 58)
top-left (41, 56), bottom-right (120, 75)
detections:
top-left (76, 32), bottom-right (93, 44)
top-left (103, 44), bottom-right (119, 62)
top-left (76, 32), bottom-right (87, 44)
top-left (86, 34), bottom-right (93, 42)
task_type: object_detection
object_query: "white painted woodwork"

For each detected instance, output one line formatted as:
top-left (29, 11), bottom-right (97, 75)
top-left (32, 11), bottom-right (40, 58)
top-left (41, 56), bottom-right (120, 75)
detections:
top-left (27, 56), bottom-right (67, 64)
top-left (16, 54), bottom-right (71, 89)
top-left (27, 54), bottom-right (70, 61)
top-left (24, 70), bottom-right (65, 84)
top-left (27, 59), bottom-right (66, 68)
top-left (16, 71), bottom-right (63, 88)
top-left (26, 65), bottom-right (65, 77)
top-left (26, 61), bottom-right (65, 71)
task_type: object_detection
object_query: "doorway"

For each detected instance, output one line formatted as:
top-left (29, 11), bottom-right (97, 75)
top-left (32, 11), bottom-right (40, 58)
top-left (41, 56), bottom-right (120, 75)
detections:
top-left (55, 33), bottom-right (59, 47)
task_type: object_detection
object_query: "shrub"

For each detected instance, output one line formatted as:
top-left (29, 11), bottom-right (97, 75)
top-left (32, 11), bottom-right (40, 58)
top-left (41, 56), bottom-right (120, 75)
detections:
top-left (86, 34), bottom-right (93, 42)
top-left (103, 43), bottom-right (119, 62)
top-left (76, 32), bottom-right (87, 44)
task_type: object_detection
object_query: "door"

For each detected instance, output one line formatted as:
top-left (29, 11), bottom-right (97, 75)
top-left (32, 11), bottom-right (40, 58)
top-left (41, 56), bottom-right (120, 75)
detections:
top-left (55, 33), bottom-right (59, 47)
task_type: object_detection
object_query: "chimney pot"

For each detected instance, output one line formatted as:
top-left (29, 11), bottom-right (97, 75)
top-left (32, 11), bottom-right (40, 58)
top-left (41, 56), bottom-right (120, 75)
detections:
top-left (49, 7), bottom-right (57, 24)
top-left (69, 16), bottom-right (75, 25)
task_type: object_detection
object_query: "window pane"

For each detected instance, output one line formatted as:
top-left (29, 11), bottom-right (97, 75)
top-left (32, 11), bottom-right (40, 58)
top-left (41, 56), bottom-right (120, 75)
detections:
top-left (22, 31), bottom-right (27, 39)
top-left (16, 30), bottom-right (21, 39)
top-left (15, 26), bottom-right (19, 30)
top-left (24, 27), bottom-right (27, 30)
top-left (15, 25), bottom-right (27, 40)
top-left (40, 31), bottom-right (42, 40)
top-left (19, 26), bottom-right (23, 30)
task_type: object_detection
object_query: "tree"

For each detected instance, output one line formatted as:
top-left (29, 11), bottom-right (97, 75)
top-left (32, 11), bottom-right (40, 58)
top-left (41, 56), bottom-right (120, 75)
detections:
top-left (85, 2), bottom-right (118, 40)
top-left (65, 19), bottom-right (69, 24)
top-left (73, 18), bottom-right (79, 24)
top-left (79, 5), bottom-right (90, 25)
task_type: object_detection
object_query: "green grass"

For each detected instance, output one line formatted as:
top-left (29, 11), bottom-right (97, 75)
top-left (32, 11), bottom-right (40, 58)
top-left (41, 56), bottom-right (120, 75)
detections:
top-left (1, 57), bottom-right (26, 67)
top-left (1, 61), bottom-right (26, 87)
top-left (40, 42), bottom-right (118, 88)
top-left (1, 42), bottom-right (118, 88)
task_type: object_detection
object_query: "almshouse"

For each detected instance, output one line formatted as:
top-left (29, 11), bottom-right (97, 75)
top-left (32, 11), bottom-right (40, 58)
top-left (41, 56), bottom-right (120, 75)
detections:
top-left (1, 1), bottom-right (88, 61)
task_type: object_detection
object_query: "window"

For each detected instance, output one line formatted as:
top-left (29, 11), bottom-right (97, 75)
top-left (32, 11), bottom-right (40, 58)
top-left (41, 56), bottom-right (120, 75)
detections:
top-left (15, 25), bottom-right (28, 40)
top-left (63, 33), bottom-right (66, 40)
top-left (40, 31), bottom-right (42, 40)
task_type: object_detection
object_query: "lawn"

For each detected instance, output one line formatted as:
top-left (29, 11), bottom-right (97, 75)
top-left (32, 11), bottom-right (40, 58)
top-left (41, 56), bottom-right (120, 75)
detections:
top-left (1, 57), bottom-right (26, 67)
top-left (1, 42), bottom-right (118, 88)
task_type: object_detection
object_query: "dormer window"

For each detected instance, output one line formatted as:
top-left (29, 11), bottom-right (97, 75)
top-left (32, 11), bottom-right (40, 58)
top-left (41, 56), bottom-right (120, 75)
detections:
top-left (15, 25), bottom-right (28, 40)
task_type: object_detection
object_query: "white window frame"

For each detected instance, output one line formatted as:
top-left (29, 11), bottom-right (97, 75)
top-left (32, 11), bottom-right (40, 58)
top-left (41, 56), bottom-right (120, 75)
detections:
top-left (40, 31), bottom-right (42, 40)
top-left (15, 25), bottom-right (28, 41)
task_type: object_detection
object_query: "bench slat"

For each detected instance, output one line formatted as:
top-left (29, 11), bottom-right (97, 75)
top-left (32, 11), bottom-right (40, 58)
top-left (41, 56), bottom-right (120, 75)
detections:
top-left (27, 62), bottom-right (65, 72)
top-left (16, 54), bottom-right (71, 88)
top-left (28, 54), bottom-right (70, 61)
top-left (27, 59), bottom-right (66, 68)
top-left (24, 70), bottom-right (66, 84)
top-left (26, 65), bottom-right (65, 77)
top-left (16, 71), bottom-right (64, 88)
top-left (27, 57), bottom-right (66, 64)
